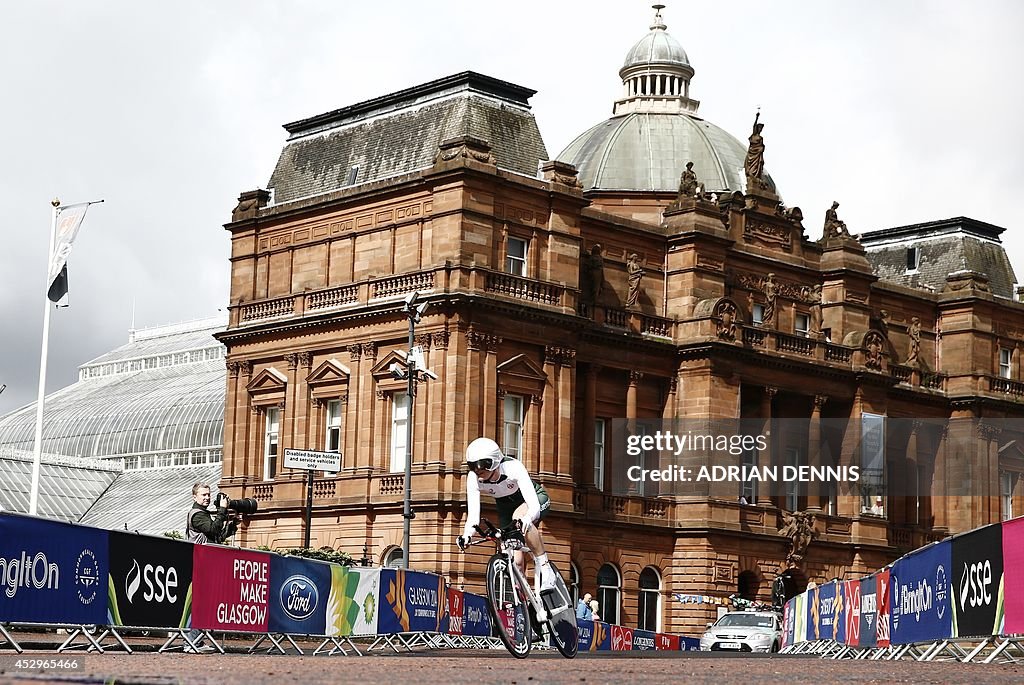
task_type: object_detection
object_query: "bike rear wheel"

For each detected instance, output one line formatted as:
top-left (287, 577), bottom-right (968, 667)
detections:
top-left (485, 554), bottom-right (532, 658)
top-left (541, 562), bottom-right (578, 658)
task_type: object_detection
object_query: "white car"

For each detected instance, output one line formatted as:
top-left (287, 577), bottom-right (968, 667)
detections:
top-left (699, 610), bottom-right (782, 653)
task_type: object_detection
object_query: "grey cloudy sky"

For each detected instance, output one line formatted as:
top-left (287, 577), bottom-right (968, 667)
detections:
top-left (1, 0), bottom-right (1022, 416)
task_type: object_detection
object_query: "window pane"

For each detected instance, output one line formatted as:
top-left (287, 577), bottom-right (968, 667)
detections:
top-left (503, 395), bottom-right (523, 458)
top-left (391, 393), bottom-right (408, 473)
top-left (264, 407), bottom-right (279, 480)
top-left (594, 419), bottom-right (606, 490)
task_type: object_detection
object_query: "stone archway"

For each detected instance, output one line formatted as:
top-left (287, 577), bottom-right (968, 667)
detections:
top-left (772, 567), bottom-right (808, 608)
top-left (737, 569), bottom-right (761, 600)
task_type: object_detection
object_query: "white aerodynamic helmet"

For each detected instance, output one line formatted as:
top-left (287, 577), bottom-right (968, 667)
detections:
top-left (465, 437), bottom-right (503, 471)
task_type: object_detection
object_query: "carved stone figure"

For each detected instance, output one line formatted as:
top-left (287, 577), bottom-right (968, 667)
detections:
top-left (906, 316), bottom-right (922, 366)
top-left (864, 331), bottom-right (885, 370)
top-left (803, 284), bottom-right (823, 337)
top-left (745, 113), bottom-right (766, 184)
top-left (715, 300), bottom-right (737, 341)
top-left (626, 253), bottom-right (644, 308)
top-left (678, 161), bottom-right (699, 197)
top-left (779, 510), bottom-right (818, 566)
top-left (761, 272), bottom-right (778, 327)
top-left (822, 201), bottom-right (850, 239)
top-left (583, 243), bottom-right (605, 305)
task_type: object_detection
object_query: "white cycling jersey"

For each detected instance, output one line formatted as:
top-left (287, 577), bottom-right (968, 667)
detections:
top-left (463, 458), bottom-right (547, 538)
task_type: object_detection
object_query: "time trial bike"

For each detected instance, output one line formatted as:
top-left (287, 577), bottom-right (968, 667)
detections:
top-left (460, 518), bottom-right (577, 659)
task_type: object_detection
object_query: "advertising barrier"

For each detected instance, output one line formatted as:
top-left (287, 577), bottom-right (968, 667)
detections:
top-left (576, 618), bottom-right (594, 650)
top-left (632, 628), bottom-right (656, 650)
top-left (859, 574), bottom-right (877, 650)
top-left (611, 624), bottom-right (634, 650)
top-left (378, 569), bottom-right (446, 634)
top-left (191, 545), bottom-right (271, 632)
top-left (890, 540), bottom-right (952, 645)
top-left (446, 588), bottom-right (464, 636)
top-left (656, 632), bottom-right (680, 650)
top-left (337, 567), bottom-right (379, 636)
top-left (1003, 517), bottom-right (1024, 634)
top-left (952, 523), bottom-right (1004, 638)
top-left (876, 569), bottom-right (890, 647)
top-left (0, 513), bottom-right (107, 625)
top-left (268, 554), bottom-right (332, 635)
top-left (591, 620), bottom-right (611, 650)
top-left (461, 591), bottom-right (491, 637)
top-left (107, 530), bottom-right (192, 629)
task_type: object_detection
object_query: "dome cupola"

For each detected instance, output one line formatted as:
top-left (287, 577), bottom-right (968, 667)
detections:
top-left (615, 4), bottom-right (698, 116)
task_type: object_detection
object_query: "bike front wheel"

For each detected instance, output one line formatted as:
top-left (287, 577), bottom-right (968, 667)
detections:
top-left (485, 554), bottom-right (532, 658)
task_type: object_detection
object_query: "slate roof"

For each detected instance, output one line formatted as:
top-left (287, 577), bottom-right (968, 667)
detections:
top-left (0, 447), bottom-right (120, 522)
top-left (0, 319), bottom-right (226, 460)
top-left (861, 217), bottom-right (1018, 298)
top-left (267, 72), bottom-right (549, 205)
top-left (78, 463), bottom-right (223, 536)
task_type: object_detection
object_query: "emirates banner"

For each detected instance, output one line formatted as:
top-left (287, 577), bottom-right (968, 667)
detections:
top-left (462, 591), bottom-right (491, 637)
top-left (0, 514), bottom-right (107, 625)
top-left (890, 540), bottom-right (952, 645)
top-left (952, 523), bottom-right (1004, 638)
top-left (268, 555), bottom-right (332, 635)
top-left (107, 531), bottom-right (192, 629)
top-left (859, 575), bottom-right (878, 649)
top-left (1001, 517), bottom-right (1024, 634)
top-left (378, 568), bottom-right (446, 634)
top-left (656, 632), bottom-right (680, 650)
top-left (446, 587), bottom-right (464, 636)
top-left (843, 580), bottom-right (861, 646)
top-left (191, 545), bottom-right (270, 632)
top-left (876, 569), bottom-right (891, 647)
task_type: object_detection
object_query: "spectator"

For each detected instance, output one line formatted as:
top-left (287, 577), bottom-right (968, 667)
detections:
top-left (576, 592), bottom-right (593, 620)
top-left (590, 599), bottom-right (601, 622)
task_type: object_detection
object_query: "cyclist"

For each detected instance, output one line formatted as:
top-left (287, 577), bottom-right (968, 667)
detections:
top-left (457, 437), bottom-right (556, 591)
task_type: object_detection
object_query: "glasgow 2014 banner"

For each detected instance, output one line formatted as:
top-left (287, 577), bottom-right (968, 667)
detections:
top-left (107, 530), bottom-right (192, 629)
top-left (378, 569), bottom-right (446, 634)
top-left (0, 513), bottom-right (107, 625)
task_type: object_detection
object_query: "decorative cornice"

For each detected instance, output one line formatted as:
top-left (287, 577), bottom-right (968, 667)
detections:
top-left (298, 351), bottom-right (313, 369)
top-left (432, 330), bottom-right (450, 350)
top-left (285, 353), bottom-right (299, 371)
top-left (347, 344), bottom-right (362, 361)
top-left (544, 346), bottom-right (577, 367)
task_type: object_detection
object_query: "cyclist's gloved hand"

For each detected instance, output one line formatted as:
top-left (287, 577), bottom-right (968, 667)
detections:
top-left (516, 517), bottom-right (533, 534)
top-left (456, 535), bottom-right (469, 551)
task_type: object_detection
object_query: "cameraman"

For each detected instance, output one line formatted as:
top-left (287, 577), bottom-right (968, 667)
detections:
top-left (186, 483), bottom-right (238, 545)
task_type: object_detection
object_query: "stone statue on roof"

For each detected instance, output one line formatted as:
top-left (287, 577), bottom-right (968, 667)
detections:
top-left (823, 201), bottom-right (850, 239)
top-left (745, 112), bottom-right (766, 186)
top-left (678, 161), bottom-right (699, 198)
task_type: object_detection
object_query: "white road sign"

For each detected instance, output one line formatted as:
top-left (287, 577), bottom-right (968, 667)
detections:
top-left (284, 448), bottom-right (341, 472)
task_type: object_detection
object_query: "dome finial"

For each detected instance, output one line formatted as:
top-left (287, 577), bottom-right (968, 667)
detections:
top-left (651, 4), bottom-right (667, 31)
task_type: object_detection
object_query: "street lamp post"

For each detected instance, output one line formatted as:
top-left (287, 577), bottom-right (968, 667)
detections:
top-left (397, 292), bottom-right (432, 570)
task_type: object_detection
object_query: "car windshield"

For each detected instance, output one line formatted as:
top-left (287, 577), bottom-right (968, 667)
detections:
top-left (715, 613), bottom-right (774, 628)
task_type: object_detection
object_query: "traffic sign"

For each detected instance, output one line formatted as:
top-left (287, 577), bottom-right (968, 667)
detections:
top-left (284, 448), bottom-right (341, 472)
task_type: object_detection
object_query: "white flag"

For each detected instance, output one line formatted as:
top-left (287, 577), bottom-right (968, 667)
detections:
top-left (46, 202), bottom-right (90, 302)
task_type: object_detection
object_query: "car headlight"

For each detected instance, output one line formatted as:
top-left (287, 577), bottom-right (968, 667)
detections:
top-left (751, 633), bottom-right (772, 643)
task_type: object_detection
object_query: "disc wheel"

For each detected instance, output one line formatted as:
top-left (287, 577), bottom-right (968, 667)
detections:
top-left (485, 554), bottom-right (532, 658)
top-left (541, 562), bottom-right (579, 658)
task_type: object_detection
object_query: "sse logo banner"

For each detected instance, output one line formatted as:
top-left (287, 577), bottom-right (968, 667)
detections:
top-left (108, 531), bottom-right (192, 629)
top-left (952, 523), bottom-right (1004, 638)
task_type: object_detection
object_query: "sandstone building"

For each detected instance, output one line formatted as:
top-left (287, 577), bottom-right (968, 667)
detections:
top-left (215, 7), bottom-right (1024, 635)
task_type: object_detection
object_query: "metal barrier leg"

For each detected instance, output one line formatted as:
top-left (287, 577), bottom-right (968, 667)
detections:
top-left (58, 625), bottom-right (105, 653)
top-left (0, 624), bottom-right (23, 654)
top-left (93, 626), bottom-right (132, 654)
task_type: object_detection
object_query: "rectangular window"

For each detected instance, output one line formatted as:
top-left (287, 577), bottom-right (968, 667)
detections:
top-left (906, 246), bottom-right (920, 272)
top-left (860, 413), bottom-right (886, 516)
top-left (753, 304), bottom-right (765, 325)
top-left (506, 237), bottom-right (528, 276)
top-left (325, 399), bottom-right (343, 473)
top-left (263, 407), bottom-right (280, 480)
top-left (390, 392), bottom-right (408, 473)
top-left (999, 348), bottom-right (1012, 379)
top-left (795, 313), bottom-right (810, 337)
top-left (740, 448), bottom-right (758, 504)
top-left (1002, 471), bottom-right (1016, 521)
top-left (594, 419), bottom-right (606, 491)
top-left (784, 447), bottom-right (800, 511)
top-left (502, 394), bottom-right (524, 458)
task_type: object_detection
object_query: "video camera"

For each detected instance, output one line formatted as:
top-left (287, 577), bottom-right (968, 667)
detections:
top-left (216, 493), bottom-right (259, 515)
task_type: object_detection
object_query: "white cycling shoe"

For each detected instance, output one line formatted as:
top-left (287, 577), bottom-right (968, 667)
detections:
top-left (539, 564), bottom-right (558, 592)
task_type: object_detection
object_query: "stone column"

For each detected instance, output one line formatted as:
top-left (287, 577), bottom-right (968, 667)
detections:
top-left (626, 371), bottom-right (642, 495)
top-left (346, 344), bottom-right (364, 469)
top-left (905, 421), bottom-right (920, 525)
top-left (556, 349), bottom-right (576, 478)
top-left (806, 394), bottom-right (827, 512)
top-left (758, 386), bottom-right (776, 507)
top-left (224, 361), bottom-right (241, 479)
top-left (414, 334), bottom-right (433, 466)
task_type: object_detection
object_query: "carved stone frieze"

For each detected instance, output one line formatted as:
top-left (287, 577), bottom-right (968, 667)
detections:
top-left (298, 351), bottom-right (313, 369)
top-left (285, 353), bottom-right (299, 371)
top-left (347, 344), bottom-right (362, 361)
top-left (434, 135), bottom-right (496, 165)
top-left (432, 330), bottom-right (450, 350)
top-left (544, 346), bottom-right (577, 367)
top-left (714, 300), bottom-right (738, 341)
top-left (743, 218), bottom-right (792, 251)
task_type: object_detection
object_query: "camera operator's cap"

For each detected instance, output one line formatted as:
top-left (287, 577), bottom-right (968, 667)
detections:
top-left (465, 437), bottom-right (503, 471)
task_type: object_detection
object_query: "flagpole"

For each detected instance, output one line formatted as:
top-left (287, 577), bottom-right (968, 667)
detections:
top-left (29, 198), bottom-right (61, 516)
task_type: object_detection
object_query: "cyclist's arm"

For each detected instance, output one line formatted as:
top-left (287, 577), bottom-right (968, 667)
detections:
top-left (463, 471), bottom-right (481, 538)
top-left (506, 460), bottom-right (542, 523)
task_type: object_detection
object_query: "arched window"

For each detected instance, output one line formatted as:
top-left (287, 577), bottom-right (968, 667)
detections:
top-left (596, 563), bottom-right (621, 625)
top-left (383, 546), bottom-right (404, 569)
top-left (638, 566), bottom-right (661, 632)
top-left (738, 569), bottom-right (760, 600)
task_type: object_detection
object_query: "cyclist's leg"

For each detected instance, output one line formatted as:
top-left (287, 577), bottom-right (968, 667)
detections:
top-left (512, 501), bottom-right (547, 559)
